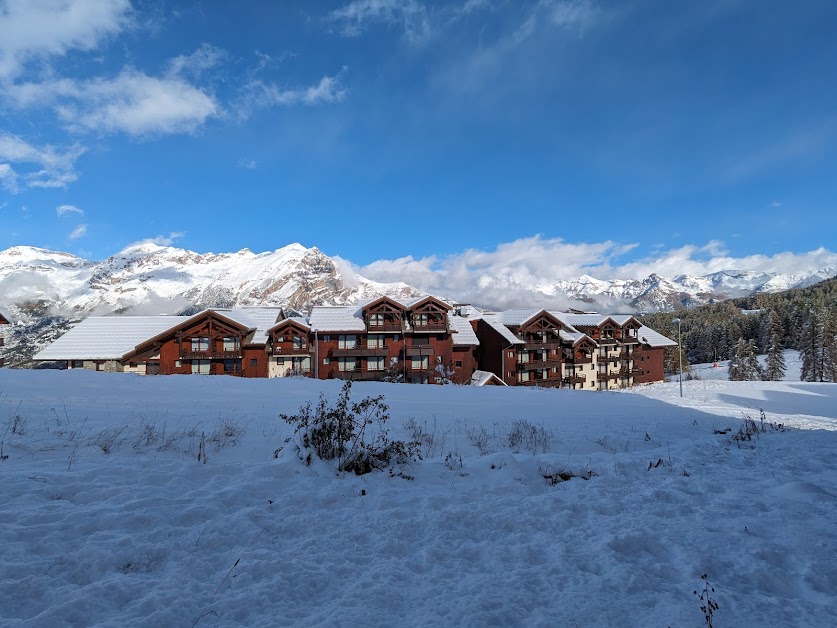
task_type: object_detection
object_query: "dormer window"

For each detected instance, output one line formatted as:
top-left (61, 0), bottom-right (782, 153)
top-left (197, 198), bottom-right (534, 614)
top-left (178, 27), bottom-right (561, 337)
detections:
top-left (191, 337), bottom-right (209, 351)
top-left (369, 314), bottom-right (384, 327)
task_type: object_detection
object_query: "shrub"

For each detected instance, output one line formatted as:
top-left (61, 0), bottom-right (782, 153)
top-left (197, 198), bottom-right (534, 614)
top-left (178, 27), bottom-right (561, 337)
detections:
top-left (507, 419), bottom-right (551, 454)
top-left (280, 382), bottom-right (420, 474)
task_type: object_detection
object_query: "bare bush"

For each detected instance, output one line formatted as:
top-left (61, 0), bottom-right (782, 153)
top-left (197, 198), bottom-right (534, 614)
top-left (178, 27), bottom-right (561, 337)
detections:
top-left (404, 416), bottom-right (448, 459)
top-left (507, 419), bottom-right (552, 454)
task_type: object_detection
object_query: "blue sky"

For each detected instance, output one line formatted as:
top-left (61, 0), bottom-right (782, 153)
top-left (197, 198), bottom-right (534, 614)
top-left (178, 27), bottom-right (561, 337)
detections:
top-left (1, 0), bottom-right (836, 281)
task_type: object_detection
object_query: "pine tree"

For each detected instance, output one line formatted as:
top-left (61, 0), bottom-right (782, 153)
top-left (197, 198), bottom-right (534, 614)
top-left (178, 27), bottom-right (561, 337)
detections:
top-left (745, 338), bottom-right (761, 380)
top-left (764, 311), bottom-right (786, 381)
top-left (800, 310), bottom-right (825, 382)
top-left (824, 308), bottom-right (837, 383)
top-left (728, 338), bottom-right (747, 381)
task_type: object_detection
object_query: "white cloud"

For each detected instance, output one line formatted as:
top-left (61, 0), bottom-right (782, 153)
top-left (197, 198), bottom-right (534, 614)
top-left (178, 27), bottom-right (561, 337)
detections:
top-left (127, 232), bottom-right (186, 248)
top-left (236, 71), bottom-right (348, 119)
top-left (237, 159), bottom-right (257, 169)
top-left (68, 223), bottom-right (87, 240)
top-left (56, 204), bottom-right (84, 217)
top-left (0, 132), bottom-right (85, 192)
top-left (10, 69), bottom-right (220, 136)
top-left (328, 0), bottom-right (431, 43)
top-left (0, 0), bottom-right (132, 79)
top-left (166, 43), bottom-right (227, 79)
top-left (354, 235), bottom-right (837, 309)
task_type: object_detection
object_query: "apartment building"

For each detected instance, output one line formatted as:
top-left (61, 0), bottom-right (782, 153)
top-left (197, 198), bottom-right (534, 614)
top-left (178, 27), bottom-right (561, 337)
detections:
top-left (32, 298), bottom-right (675, 388)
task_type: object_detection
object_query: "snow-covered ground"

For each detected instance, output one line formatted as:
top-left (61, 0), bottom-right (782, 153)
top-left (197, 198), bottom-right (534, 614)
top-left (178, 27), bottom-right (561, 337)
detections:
top-left (1, 369), bottom-right (835, 626)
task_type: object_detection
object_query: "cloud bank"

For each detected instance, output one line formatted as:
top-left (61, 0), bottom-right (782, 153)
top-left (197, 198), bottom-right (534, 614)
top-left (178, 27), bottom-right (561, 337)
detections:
top-left (350, 236), bottom-right (837, 309)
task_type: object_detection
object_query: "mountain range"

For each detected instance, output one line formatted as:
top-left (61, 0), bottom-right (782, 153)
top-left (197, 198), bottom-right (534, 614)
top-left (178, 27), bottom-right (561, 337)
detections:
top-left (0, 243), bottom-right (834, 366)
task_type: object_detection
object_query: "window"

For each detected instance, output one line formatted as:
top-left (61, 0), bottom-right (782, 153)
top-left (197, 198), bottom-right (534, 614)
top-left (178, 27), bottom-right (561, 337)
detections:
top-left (175, 360), bottom-right (182, 368)
top-left (72, 360), bottom-right (83, 369)
top-left (292, 336), bottom-right (305, 349)
top-left (367, 335), bottom-right (385, 348)
top-left (368, 356), bottom-right (385, 371)
top-left (223, 337), bottom-right (239, 352)
top-left (323, 358), bottom-right (330, 365)
top-left (191, 337), bottom-right (209, 351)
top-left (518, 351), bottom-right (530, 363)
top-left (292, 357), bottom-right (311, 371)
top-left (338, 335), bottom-right (357, 349)
top-left (508, 351), bottom-right (514, 358)
top-left (411, 355), bottom-right (429, 370)
top-left (323, 335), bottom-right (330, 342)
top-left (412, 335), bottom-right (430, 346)
top-left (507, 371), bottom-right (514, 378)
top-left (251, 358), bottom-right (258, 367)
top-left (192, 359), bottom-right (210, 375)
top-left (147, 362), bottom-right (161, 375)
top-left (519, 371), bottom-right (530, 382)
top-left (599, 346), bottom-right (607, 357)
top-left (369, 313), bottom-right (384, 327)
top-left (338, 357), bottom-right (357, 372)
top-left (415, 313), bottom-right (429, 326)
top-left (455, 360), bottom-right (462, 368)
top-left (223, 359), bottom-right (241, 374)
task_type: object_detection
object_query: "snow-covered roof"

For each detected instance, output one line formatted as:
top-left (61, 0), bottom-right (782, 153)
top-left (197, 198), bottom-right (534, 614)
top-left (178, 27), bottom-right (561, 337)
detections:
top-left (470, 370), bottom-right (507, 386)
top-left (558, 330), bottom-right (591, 346)
top-left (448, 315), bottom-right (479, 346)
top-left (221, 307), bottom-right (283, 345)
top-left (494, 309), bottom-right (547, 327)
top-left (309, 306), bottom-right (366, 333)
top-left (480, 315), bottom-right (525, 345)
top-left (638, 325), bottom-right (677, 348)
top-left (553, 313), bottom-right (610, 328)
top-left (34, 316), bottom-right (189, 361)
top-left (0, 310), bottom-right (10, 324)
top-left (608, 314), bottom-right (638, 326)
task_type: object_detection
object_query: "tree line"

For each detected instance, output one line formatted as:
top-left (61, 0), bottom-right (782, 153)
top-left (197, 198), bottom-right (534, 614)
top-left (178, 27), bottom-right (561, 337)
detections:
top-left (638, 276), bottom-right (837, 382)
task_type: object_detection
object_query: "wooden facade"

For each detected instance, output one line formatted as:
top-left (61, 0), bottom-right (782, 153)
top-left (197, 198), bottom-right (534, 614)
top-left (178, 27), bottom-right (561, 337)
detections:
top-left (125, 311), bottom-right (263, 377)
top-left (35, 300), bottom-right (673, 389)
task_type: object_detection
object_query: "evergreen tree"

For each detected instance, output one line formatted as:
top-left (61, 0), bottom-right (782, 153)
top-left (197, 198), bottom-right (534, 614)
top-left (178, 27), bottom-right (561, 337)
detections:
top-left (728, 338), bottom-right (747, 381)
top-left (764, 311), bottom-right (786, 381)
top-left (824, 308), bottom-right (837, 383)
top-left (800, 310), bottom-right (825, 382)
top-left (745, 338), bottom-right (761, 380)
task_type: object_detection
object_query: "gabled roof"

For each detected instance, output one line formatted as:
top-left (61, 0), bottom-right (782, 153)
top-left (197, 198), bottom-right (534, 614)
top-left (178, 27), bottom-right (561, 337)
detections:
top-left (470, 370), bottom-right (507, 386)
top-left (267, 316), bottom-right (311, 335)
top-left (448, 315), bottom-right (479, 346)
top-left (309, 305), bottom-right (366, 333)
top-left (221, 307), bottom-right (283, 345)
top-left (132, 309), bottom-right (255, 353)
top-left (402, 295), bottom-right (452, 311)
top-left (34, 316), bottom-right (189, 361)
top-left (553, 313), bottom-right (619, 328)
top-left (0, 311), bottom-right (10, 325)
top-left (638, 325), bottom-right (677, 348)
top-left (557, 330), bottom-right (594, 347)
top-left (479, 315), bottom-right (525, 345)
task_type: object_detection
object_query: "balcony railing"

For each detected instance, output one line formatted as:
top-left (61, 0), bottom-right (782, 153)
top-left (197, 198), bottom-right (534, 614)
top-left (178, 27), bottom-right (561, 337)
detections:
top-left (330, 346), bottom-right (390, 357)
top-left (522, 341), bottom-right (561, 350)
top-left (410, 321), bottom-right (447, 333)
top-left (272, 344), bottom-right (310, 356)
top-left (180, 349), bottom-right (243, 360)
top-left (520, 377), bottom-right (562, 387)
top-left (366, 321), bottom-right (403, 332)
top-left (562, 374), bottom-right (586, 385)
top-left (517, 359), bottom-right (562, 371)
top-left (333, 369), bottom-right (387, 381)
top-left (619, 336), bottom-right (640, 344)
top-left (405, 346), bottom-right (434, 357)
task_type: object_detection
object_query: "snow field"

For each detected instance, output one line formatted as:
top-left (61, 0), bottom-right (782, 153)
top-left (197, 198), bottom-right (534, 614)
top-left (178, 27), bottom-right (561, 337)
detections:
top-left (1, 369), bottom-right (836, 626)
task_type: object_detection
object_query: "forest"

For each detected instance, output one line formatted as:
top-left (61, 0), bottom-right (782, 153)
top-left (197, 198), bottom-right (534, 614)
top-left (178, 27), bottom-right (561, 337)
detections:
top-left (639, 276), bottom-right (837, 382)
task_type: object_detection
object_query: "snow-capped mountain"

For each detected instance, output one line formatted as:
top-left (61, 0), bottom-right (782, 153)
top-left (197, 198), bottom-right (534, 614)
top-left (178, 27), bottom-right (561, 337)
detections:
top-left (0, 243), bottom-right (419, 322)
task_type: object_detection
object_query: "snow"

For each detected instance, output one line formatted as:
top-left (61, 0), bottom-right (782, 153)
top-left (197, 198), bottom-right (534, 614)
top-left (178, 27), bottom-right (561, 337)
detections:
top-left (1, 369), bottom-right (836, 626)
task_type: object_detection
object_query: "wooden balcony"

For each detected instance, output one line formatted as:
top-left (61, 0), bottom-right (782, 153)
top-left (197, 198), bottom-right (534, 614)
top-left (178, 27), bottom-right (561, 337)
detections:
top-left (619, 336), bottom-right (640, 345)
top-left (563, 374), bottom-right (586, 385)
top-left (410, 321), bottom-right (447, 333)
top-left (272, 345), bottom-right (310, 356)
top-left (179, 350), bottom-right (243, 360)
top-left (568, 355), bottom-right (593, 364)
top-left (520, 377), bottom-right (562, 387)
top-left (405, 346), bottom-right (434, 357)
top-left (517, 359), bottom-right (562, 371)
top-left (334, 369), bottom-right (386, 381)
top-left (330, 346), bottom-right (389, 357)
top-left (282, 368), bottom-right (312, 377)
top-left (523, 341), bottom-right (561, 350)
top-left (597, 372), bottom-right (610, 381)
top-left (366, 321), bottom-right (403, 333)
top-left (596, 337), bottom-right (619, 345)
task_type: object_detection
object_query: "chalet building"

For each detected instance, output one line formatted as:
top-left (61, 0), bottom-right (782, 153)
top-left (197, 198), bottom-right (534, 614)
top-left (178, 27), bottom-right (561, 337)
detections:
top-left (34, 308), bottom-right (284, 377)
top-left (304, 296), bottom-right (478, 384)
top-left (31, 297), bottom-right (674, 389)
top-left (468, 309), bottom-right (675, 390)
top-left (0, 310), bottom-right (11, 367)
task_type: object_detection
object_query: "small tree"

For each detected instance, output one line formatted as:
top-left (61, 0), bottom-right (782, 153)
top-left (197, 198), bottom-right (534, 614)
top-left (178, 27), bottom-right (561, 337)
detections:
top-left (745, 338), bottom-right (762, 380)
top-left (728, 338), bottom-right (747, 381)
